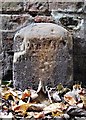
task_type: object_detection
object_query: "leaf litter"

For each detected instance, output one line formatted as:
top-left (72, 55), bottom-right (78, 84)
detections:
top-left (0, 81), bottom-right (86, 119)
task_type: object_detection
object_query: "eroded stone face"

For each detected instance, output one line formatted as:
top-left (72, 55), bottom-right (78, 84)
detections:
top-left (13, 23), bottom-right (73, 90)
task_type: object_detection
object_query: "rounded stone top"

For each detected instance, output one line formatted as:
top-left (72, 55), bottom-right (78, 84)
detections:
top-left (14, 23), bottom-right (68, 40)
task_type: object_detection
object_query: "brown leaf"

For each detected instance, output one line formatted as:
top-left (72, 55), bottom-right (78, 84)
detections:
top-left (30, 89), bottom-right (38, 100)
top-left (80, 94), bottom-right (86, 108)
top-left (64, 95), bottom-right (76, 105)
top-left (3, 106), bottom-right (8, 111)
top-left (77, 103), bottom-right (83, 108)
top-left (43, 103), bottom-right (64, 113)
top-left (34, 112), bottom-right (45, 119)
top-left (27, 103), bottom-right (45, 111)
top-left (13, 102), bottom-right (45, 116)
top-left (21, 89), bottom-right (31, 100)
top-left (13, 103), bottom-right (31, 115)
top-left (3, 92), bottom-right (13, 100)
top-left (52, 111), bottom-right (64, 117)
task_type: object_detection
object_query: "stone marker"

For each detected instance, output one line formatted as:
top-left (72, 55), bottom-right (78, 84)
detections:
top-left (13, 23), bottom-right (73, 90)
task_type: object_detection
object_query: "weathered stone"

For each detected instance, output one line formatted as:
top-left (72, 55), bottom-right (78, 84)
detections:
top-left (0, 15), bottom-right (2, 80)
top-left (0, 13), bottom-right (2, 48)
top-left (1, 14), bottom-right (33, 31)
top-left (34, 15), bottom-right (53, 23)
top-left (0, 36), bottom-right (2, 80)
top-left (1, 0), bottom-right (85, 87)
top-left (49, 1), bottom-right (84, 12)
top-left (2, 32), bottom-right (13, 51)
top-left (1, 31), bottom-right (14, 81)
top-left (0, 13), bottom-right (34, 82)
top-left (27, 0), bottom-right (49, 14)
top-left (73, 38), bottom-right (86, 55)
top-left (0, 1), bottom-right (2, 11)
top-left (73, 54), bottom-right (86, 86)
top-left (2, 2), bottom-right (24, 12)
top-left (73, 15), bottom-right (86, 85)
top-left (52, 12), bottom-right (86, 86)
top-left (1, 0), bottom-right (85, 13)
top-left (0, 53), bottom-right (3, 80)
top-left (2, 52), bottom-right (13, 81)
top-left (13, 23), bottom-right (73, 90)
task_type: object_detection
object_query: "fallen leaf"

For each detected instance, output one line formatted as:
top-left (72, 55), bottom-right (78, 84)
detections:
top-left (3, 92), bottom-right (13, 100)
top-left (27, 103), bottom-right (44, 111)
top-left (57, 83), bottom-right (64, 92)
top-left (21, 89), bottom-right (31, 100)
top-left (43, 103), bottom-right (65, 113)
top-left (30, 89), bottom-right (38, 100)
top-left (64, 95), bottom-right (76, 105)
top-left (52, 111), bottom-right (63, 117)
top-left (80, 95), bottom-right (86, 108)
top-left (52, 92), bottom-right (61, 102)
top-left (77, 103), bottom-right (83, 108)
top-left (26, 112), bottom-right (34, 118)
top-left (67, 105), bottom-right (86, 117)
top-left (34, 112), bottom-right (45, 119)
top-left (13, 103), bottom-right (31, 115)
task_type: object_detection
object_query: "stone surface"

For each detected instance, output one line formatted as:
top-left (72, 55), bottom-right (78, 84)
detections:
top-left (0, 13), bottom-right (34, 81)
top-left (55, 12), bottom-right (86, 86)
top-left (2, 2), bottom-right (24, 12)
top-left (1, 14), bottom-right (54, 31)
top-left (0, 14), bottom-right (53, 82)
top-left (13, 23), bottom-right (73, 90)
top-left (34, 15), bottom-right (53, 23)
top-left (1, 31), bottom-right (14, 81)
top-left (0, 0), bottom-right (86, 88)
top-left (1, 0), bottom-right (85, 13)
top-left (0, 50), bottom-right (3, 80)
top-left (49, 1), bottom-right (85, 12)
top-left (2, 52), bottom-right (13, 81)
top-left (0, 19), bottom-right (2, 80)
top-left (28, 0), bottom-right (49, 13)
top-left (2, 32), bottom-right (13, 51)
top-left (73, 15), bottom-right (86, 85)
top-left (73, 55), bottom-right (86, 86)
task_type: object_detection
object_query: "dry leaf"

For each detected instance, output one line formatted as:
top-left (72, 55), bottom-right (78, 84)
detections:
top-left (80, 95), bottom-right (86, 108)
top-left (13, 102), bottom-right (44, 116)
top-left (13, 103), bottom-right (31, 115)
top-left (1, 83), bottom-right (86, 119)
top-left (0, 112), bottom-right (13, 119)
top-left (3, 92), bottom-right (13, 100)
top-left (21, 89), bottom-right (31, 100)
top-left (3, 106), bottom-right (8, 110)
top-left (64, 95), bottom-right (76, 105)
top-left (27, 103), bottom-right (44, 111)
top-left (43, 103), bottom-right (64, 113)
top-left (52, 111), bottom-right (63, 117)
top-left (77, 103), bottom-right (83, 108)
top-left (26, 112), bottom-right (34, 118)
top-left (79, 88), bottom-right (86, 108)
top-left (30, 89), bottom-right (38, 100)
top-left (52, 92), bottom-right (61, 102)
top-left (34, 112), bottom-right (45, 119)
top-left (57, 83), bottom-right (64, 92)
